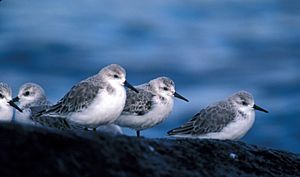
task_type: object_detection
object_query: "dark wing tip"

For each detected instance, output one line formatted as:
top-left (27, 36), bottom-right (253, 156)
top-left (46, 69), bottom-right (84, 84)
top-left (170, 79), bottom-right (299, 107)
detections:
top-left (167, 125), bottom-right (194, 136)
top-left (167, 129), bottom-right (175, 136)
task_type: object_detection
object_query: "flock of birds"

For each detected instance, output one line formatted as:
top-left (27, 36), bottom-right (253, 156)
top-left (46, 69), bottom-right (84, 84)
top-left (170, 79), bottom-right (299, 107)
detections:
top-left (0, 64), bottom-right (269, 140)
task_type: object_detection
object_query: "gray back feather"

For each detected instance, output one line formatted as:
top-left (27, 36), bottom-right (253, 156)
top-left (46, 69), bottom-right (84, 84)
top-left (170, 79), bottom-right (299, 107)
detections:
top-left (122, 87), bottom-right (154, 116)
top-left (168, 101), bottom-right (236, 136)
top-left (30, 105), bottom-right (51, 116)
top-left (31, 114), bottom-right (72, 130)
top-left (38, 81), bottom-right (102, 116)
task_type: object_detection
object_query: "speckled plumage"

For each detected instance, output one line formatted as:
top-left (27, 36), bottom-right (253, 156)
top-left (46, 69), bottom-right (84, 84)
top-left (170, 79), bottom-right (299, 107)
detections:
top-left (116, 77), bottom-right (188, 136)
top-left (122, 88), bottom-right (154, 116)
top-left (32, 64), bottom-right (134, 130)
top-left (168, 91), bottom-right (268, 140)
top-left (38, 81), bottom-right (103, 116)
top-left (168, 101), bottom-right (236, 135)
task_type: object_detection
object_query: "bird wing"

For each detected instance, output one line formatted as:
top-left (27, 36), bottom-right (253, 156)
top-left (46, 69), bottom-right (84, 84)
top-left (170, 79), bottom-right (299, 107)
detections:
top-left (31, 114), bottom-right (73, 130)
top-left (121, 88), bottom-right (155, 116)
top-left (30, 105), bottom-right (51, 116)
top-left (167, 101), bottom-right (236, 136)
top-left (37, 81), bottom-right (102, 116)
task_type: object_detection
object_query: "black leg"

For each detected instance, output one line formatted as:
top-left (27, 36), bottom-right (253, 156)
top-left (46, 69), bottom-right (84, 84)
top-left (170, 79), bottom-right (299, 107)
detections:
top-left (93, 128), bottom-right (97, 132)
top-left (136, 130), bottom-right (140, 137)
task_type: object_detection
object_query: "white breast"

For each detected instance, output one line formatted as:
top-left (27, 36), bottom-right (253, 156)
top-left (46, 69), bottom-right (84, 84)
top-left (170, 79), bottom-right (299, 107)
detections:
top-left (15, 109), bottom-right (32, 123)
top-left (0, 104), bottom-right (13, 122)
top-left (69, 85), bottom-right (126, 128)
top-left (116, 96), bottom-right (174, 131)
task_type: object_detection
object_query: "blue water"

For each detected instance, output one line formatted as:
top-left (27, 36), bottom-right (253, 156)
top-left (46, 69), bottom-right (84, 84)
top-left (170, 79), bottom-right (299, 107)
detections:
top-left (1, 0), bottom-right (299, 153)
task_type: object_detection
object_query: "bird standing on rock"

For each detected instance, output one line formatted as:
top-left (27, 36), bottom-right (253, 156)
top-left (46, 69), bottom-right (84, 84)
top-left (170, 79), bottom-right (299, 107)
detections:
top-left (32, 64), bottom-right (138, 130)
top-left (115, 77), bottom-right (189, 137)
top-left (168, 91), bottom-right (268, 140)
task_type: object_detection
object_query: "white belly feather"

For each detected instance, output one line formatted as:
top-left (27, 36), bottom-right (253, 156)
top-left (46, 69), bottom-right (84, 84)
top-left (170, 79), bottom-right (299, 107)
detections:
top-left (15, 109), bottom-right (32, 124)
top-left (198, 111), bottom-right (255, 140)
top-left (116, 97), bottom-right (174, 131)
top-left (0, 105), bottom-right (13, 122)
top-left (69, 86), bottom-right (126, 128)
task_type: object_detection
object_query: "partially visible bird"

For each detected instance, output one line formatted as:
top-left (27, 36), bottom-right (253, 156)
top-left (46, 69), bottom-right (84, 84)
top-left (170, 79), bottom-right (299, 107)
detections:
top-left (0, 82), bottom-right (22, 122)
top-left (12, 83), bottom-right (51, 125)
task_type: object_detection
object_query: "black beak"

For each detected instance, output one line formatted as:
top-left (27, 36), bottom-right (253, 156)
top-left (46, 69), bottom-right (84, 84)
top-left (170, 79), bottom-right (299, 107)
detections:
top-left (8, 100), bottom-right (23, 112)
top-left (124, 80), bottom-right (139, 93)
top-left (12, 96), bottom-right (20, 103)
top-left (174, 92), bottom-right (189, 102)
top-left (253, 104), bottom-right (268, 113)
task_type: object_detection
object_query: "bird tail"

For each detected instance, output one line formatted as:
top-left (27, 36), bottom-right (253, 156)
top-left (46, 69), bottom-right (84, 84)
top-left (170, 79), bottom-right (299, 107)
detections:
top-left (167, 122), bottom-right (194, 136)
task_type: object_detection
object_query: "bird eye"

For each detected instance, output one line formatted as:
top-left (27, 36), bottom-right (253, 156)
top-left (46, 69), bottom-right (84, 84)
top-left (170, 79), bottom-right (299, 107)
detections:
top-left (0, 93), bottom-right (3, 99)
top-left (163, 87), bottom-right (168, 91)
top-left (242, 101), bottom-right (248, 106)
top-left (23, 91), bottom-right (30, 96)
top-left (113, 74), bottom-right (119, 79)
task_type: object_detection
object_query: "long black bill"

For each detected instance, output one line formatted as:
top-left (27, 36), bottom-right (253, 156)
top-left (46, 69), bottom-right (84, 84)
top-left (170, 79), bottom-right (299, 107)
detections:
top-left (12, 96), bottom-right (20, 103)
top-left (253, 104), bottom-right (268, 113)
top-left (8, 100), bottom-right (23, 112)
top-left (174, 92), bottom-right (189, 102)
top-left (124, 80), bottom-right (139, 93)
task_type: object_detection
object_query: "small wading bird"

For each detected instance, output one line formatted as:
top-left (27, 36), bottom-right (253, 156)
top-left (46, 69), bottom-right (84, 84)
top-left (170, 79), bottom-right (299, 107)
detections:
top-left (32, 64), bottom-right (138, 131)
top-left (13, 83), bottom-right (51, 125)
top-left (168, 91), bottom-right (268, 140)
top-left (115, 77), bottom-right (189, 137)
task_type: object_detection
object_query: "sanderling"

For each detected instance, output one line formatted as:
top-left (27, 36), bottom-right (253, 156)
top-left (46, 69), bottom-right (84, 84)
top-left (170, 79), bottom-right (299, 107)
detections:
top-left (12, 83), bottom-right (51, 125)
top-left (115, 76), bottom-right (189, 137)
top-left (0, 82), bottom-right (22, 122)
top-left (167, 91), bottom-right (268, 140)
top-left (32, 64), bottom-right (138, 130)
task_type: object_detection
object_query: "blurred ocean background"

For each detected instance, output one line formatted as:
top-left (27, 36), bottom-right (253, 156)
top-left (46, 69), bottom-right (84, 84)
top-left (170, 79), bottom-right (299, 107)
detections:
top-left (0, 0), bottom-right (299, 153)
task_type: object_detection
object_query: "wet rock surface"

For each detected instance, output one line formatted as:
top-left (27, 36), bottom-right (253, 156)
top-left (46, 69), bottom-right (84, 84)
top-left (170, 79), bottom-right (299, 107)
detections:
top-left (0, 123), bottom-right (299, 177)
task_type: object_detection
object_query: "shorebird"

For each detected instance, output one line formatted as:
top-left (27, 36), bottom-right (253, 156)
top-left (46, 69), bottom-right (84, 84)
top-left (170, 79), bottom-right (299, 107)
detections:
top-left (13, 83), bottom-right (51, 125)
top-left (167, 91), bottom-right (268, 140)
top-left (115, 77), bottom-right (189, 137)
top-left (32, 64), bottom-right (138, 130)
top-left (0, 82), bottom-right (22, 122)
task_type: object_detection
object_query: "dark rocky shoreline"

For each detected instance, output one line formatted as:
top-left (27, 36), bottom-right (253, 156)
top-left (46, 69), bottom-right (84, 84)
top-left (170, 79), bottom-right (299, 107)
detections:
top-left (0, 123), bottom-right (299, 177)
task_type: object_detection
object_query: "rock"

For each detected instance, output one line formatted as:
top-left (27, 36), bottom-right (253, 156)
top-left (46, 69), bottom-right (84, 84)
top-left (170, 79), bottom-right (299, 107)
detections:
top-left (0, 123), bottom-right (299, 177)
